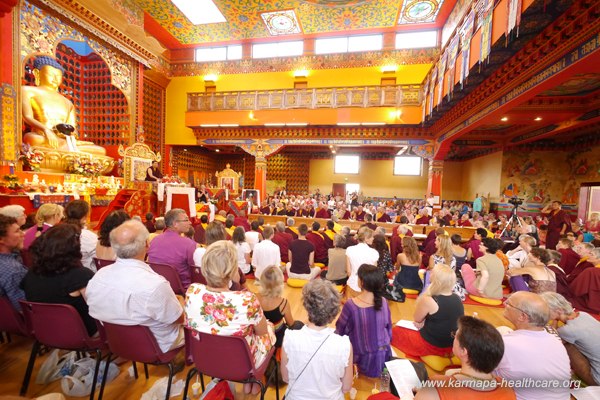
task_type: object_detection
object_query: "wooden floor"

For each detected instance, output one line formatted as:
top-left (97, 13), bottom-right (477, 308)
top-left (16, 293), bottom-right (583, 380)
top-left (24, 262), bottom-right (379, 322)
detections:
top-left (0, 280), bottom-right (513, 400)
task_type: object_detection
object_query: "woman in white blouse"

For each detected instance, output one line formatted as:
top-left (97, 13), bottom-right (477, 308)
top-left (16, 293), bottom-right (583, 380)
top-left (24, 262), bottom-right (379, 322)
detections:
top-left (345, 226), bottom-right (379, 298)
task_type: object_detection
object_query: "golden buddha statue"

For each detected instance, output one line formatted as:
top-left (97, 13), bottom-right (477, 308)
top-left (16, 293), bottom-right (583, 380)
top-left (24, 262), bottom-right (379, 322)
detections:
top-left (22, 56), bottom-right (107, 157)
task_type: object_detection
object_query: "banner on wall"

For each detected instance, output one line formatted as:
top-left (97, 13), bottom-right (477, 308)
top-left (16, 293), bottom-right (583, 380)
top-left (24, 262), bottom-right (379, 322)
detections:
top-left (437, 51), bottom-right (447, 104)
top-left (507, 0), bottom-right (523, 41)
top-left (480, 10), bottom-right (494, 65)
top-left (422, 79), bottom-right (430, 121)
top-left (428, 66), bottom-right (437, 115)
top-left (459, 10), bottom-right (475, 86)
top-left (446, 35), bottom-right (460, 99)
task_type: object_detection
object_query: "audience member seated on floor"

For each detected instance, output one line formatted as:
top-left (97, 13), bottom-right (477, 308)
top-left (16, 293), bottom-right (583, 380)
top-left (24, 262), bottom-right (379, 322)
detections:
top-left (22, 224), bottom-right (97, 336)
top-left (95, 210), bottom-right (130, 261)
top-left (147, 208), bottom-right (196, 289)
top-left (465, 228), bottom-right (488, 265)
top-left (507, 247), bottom-right (556, 294)
top-left (373, 234), bottom-right (395, 279)
top-left (393, 264), bottom-right (464, 359)
top-left (286, 223), bottom-right (320, 281)
top-left (450, 234), bottom-right (467, 267)
top-left (495, 292), bottom-right (570, 400)
top-left (0, 215), bottom-right (27, 311)
top-left (148, 217), bottom-right (165, 244)
top-left (567, 242), bottom-right (595, 284)
top-left (361, 213), bottom-right (378, 231)
top-left (461, 237), bottom-right (505, 299)
top-left (23, 203), bottom-right (64, 250)
top-left (569, 247), bottom-right (600, 314)
top-left (87, 220), bottom-right (184, 352)
top-left (555, 238), bottom-right (580, 275)
top-left (144, 212), bottom-right (156, 234)
top-left (392, 236), bottom-right (423, 293)
top-left (245, 220), bottom-right (262, 252)
top-left (232, 226), bottom-right (252, 275)
top-left (251, 226), bottom-right (281, 281)
top-left (272, 221), bottom-right (294, 263)
top-left (257, 266), bottom-right (303, 348)
top-left (185, 240), bottom-right (275, 395)
top-left (425, 234), bottom-right (466, 300)
top-left (506, 235), bottom-right (536, 270)
top-left (323, 234), bottom-right (348, 286)
top-left (546, 250), bottom-right (571, 298)
top-left (63, 200), bottom-right (97, 272)
top-left (336, 264), bottom-right (392, 378)
top-left (415, 316), bottom-right (517, 400)
top-left (541, 292), bottom-right (600, 386)
top-left (306, 221), bottom-right (328, 265)
top-left (0, 205), bottom-right (27, 228)
top-left (282, 279), bottom-right (353, 400)
top-left (346, 227), bottom-right (379, 299)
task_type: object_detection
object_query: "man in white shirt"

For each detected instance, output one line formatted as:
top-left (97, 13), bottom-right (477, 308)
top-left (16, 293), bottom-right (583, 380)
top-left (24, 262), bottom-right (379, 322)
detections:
top-left (86, 220), bottom-right (184, 353)
top-left (495, 292), bottom-right (570, 400)
top-left (252, 225), bottom-right (281, 280)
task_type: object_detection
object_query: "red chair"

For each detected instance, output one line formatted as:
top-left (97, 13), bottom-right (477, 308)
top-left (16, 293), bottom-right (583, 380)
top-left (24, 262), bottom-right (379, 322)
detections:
top-left (98, 322), bottom-right (184, 400)
top-left (20, 249), bottom-right (34, 269)
top-left (18, 300), bottom-right (106, 400)
top-left (0, 296), bottom-right (29, 342)
top-left (148, 262), bottom-right (186, 296)
top-left (92, 257), bottom-right (115, 271)
top-left (182, 327), bottom-right (279, 400)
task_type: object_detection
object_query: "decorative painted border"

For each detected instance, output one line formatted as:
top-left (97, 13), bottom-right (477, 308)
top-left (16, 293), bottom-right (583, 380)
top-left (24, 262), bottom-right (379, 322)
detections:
top-left (0, 83), bottom-right (18, 162)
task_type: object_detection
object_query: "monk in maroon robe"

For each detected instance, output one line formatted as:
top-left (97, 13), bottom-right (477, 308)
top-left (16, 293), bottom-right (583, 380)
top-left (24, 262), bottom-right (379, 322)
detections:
top-left (542, 201), bottom-right (571, 250)
top-left (556, 238), bottom-right (581, 275)
top-left (570, 265), bottom-right (600, 314)
top-left (306, 222), bottom-right (328, 264)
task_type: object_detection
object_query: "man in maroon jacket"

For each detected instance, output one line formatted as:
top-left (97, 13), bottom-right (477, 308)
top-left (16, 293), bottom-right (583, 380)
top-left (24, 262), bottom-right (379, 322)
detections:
top-left (272, 221), bottom-right (293, 263)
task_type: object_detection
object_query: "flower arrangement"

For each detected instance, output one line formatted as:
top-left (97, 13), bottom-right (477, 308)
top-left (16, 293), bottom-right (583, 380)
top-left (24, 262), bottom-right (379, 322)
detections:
top-left (19, 144), bottom-right (44, 171)
top-left (1, 174), bottom-right (22, 193)
top-left (68, 157), bottom-right (104, 177)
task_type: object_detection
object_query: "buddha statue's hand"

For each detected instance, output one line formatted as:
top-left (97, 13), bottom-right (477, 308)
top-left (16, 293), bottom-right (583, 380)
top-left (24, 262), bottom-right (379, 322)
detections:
top-left (44, 128), bottom-right (60, 149)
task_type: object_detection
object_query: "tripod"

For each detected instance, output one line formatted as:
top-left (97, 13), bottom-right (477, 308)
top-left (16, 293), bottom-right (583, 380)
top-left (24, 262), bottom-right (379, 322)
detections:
top-left (500, 204), bottom-right (523, 238)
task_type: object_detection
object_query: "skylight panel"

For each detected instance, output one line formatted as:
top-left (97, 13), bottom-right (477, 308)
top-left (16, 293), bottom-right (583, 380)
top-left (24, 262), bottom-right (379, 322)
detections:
top-left (395, 31), bottom-right (437, 49)
top-left (172, 0), bottom-right (226, 25)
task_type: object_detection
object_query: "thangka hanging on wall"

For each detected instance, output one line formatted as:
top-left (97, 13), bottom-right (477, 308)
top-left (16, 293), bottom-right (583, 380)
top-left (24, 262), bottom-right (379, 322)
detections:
top-left (480, 10), bottom-right (494, 64)
top-left (459, 10), bottom-right (475, 86)
top-left (507, 0), bottom-right (523, 41)
top-left (446, 35), bottom-right (460, 98)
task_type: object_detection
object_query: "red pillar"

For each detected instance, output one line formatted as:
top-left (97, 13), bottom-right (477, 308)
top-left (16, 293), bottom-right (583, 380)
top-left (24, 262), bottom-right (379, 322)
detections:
top-left (254, 160), bottom-right (267, 203)
top-left (427, 160), bottom-right (444, 211)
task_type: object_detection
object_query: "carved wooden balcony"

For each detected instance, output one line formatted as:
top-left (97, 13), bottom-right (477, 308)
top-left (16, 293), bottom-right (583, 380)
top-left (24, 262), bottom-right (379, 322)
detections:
top-left (187, 85), bottom-right (422, 112)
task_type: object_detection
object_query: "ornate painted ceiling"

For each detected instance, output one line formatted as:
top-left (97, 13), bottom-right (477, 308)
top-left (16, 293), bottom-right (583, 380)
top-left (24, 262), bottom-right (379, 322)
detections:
top-left (133, 0), bottom-right (455, 47)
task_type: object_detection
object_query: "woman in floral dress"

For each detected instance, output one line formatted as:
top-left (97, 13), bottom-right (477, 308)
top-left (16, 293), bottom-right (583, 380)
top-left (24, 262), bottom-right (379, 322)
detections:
top-left (185, 240), bottom-right (275, 395)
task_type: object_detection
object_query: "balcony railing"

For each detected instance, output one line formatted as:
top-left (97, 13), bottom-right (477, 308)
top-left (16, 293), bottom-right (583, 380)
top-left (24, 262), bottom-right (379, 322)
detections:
top-left (187, 85), bottom-right (422, 112)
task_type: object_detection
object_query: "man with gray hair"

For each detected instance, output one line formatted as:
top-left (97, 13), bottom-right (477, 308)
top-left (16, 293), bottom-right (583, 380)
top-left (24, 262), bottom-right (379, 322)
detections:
top-left (86, 220), bottom-right (184, 352)
top-left (147, 208), bottom-right (196, 288)
top-left (0, 205), bottom-right (27, 227)
top-left (495, 291), bottom-right (570, 400)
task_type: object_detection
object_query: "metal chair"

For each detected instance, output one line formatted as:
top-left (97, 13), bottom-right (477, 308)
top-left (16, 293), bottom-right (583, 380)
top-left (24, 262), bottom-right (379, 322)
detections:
top-left (19, 300), bottom-right (106, 400)
top-left (148, 262), bottom-right (186, 296)
top-left (92, 257), bottom-right (115, 271)
top-left (182, 327), bottom-right (279, 400)
top-left (98, 322), bottom-right (184, 400)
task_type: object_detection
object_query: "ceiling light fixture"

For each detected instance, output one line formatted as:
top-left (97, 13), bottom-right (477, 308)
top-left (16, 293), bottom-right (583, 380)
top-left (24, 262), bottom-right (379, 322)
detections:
top-left (501, 117), bottom-right (508, 122)
top-left (220, 124), bottom-right (239, 127)
top-left (264, 123), bottom-right (285, 127)
top-left (534, 117), bottom-right (542, 121)
top-left (381, 65), bottom-right (398, 73)
top-left (203, 74), bottom-right (218, 82)
top-left (215, 149), bottom-right (220, 152)
top-left (337, 122), bottom-right (360, 126)
top-left (293, 69), bottom-right (309, 78)
top-left (200, 124), bottom-right (219, 127)
top-left (286, 122), bottom-right (308, 126)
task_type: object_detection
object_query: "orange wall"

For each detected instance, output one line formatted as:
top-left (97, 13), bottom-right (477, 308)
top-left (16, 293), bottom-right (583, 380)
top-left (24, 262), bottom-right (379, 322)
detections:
top-left (308, 158), bottom-right (430, 198)
top-left (441, 160), bottom-right (464, 200)
top-left (460, 151), bottom-right (503, 202)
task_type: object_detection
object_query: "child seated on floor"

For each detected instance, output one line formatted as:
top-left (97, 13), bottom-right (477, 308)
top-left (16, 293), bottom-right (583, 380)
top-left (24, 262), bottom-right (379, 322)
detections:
top-left (256, 266), bottom-right (303, 347)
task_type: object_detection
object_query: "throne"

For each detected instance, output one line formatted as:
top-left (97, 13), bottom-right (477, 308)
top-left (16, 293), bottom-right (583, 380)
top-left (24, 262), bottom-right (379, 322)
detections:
top-left (215, 163), bottom-right (241, 194)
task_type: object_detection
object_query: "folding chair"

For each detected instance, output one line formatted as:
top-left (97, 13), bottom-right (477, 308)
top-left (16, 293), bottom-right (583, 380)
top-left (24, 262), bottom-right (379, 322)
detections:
top-left (148, 262), bottom-right (186, 296)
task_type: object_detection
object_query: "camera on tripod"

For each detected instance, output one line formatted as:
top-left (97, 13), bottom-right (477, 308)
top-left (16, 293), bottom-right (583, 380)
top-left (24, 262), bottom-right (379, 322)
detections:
top-left (508, 197), bottom-right (524, 206)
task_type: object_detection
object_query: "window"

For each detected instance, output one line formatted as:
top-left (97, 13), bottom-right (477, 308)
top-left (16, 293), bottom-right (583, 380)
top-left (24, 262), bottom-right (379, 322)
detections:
top-left (315, 35), bottom-right (383, 55)
top-left (395, 31), bottom-right (437, 49)
top-left (394, 156), bottom-right (422, 176)
top-left (315, 37), bottom-right (348, 55)
top-left (252, 41), bottom-right (303, 59)
top-left (335, 155), bottom-right (360, 174)
top-left (348, 34), bottom-right (382, 52)
top-left (195, 45), bottom-right (242, 62)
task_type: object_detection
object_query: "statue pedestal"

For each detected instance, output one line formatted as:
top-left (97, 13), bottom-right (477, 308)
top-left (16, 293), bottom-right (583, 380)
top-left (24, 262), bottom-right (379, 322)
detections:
top-left (32, 147), bottom-right (114, 174)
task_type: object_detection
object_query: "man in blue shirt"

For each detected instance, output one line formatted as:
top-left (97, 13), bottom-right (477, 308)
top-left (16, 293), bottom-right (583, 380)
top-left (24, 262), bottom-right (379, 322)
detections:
top-left (473, 193), bottom-right (483, 214)
top-left (0, 215), bottom-right (27, 311)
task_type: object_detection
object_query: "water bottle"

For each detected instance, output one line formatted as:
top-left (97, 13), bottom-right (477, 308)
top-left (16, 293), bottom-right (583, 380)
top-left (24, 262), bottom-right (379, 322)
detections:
top-left (380, 367), bottom-right (390, 393)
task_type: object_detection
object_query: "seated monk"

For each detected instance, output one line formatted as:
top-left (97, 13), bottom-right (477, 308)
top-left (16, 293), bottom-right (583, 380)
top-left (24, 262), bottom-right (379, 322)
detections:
top-left (22, 56), bottom-right (105, 156)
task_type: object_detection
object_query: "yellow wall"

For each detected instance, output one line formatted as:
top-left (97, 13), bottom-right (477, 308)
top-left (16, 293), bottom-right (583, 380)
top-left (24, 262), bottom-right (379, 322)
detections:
top-left (460, 151), bottom-right (503, 202)
top-left (309, 158), bottom-right (429, 198)
top-left (441, 161), bottom-right (463, 200)
top-left (165, 64), bottom-right (432, 145)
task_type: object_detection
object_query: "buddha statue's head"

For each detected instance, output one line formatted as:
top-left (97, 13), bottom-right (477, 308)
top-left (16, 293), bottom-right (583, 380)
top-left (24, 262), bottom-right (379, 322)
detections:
top-left (32, 56), bottom-right (64, 90)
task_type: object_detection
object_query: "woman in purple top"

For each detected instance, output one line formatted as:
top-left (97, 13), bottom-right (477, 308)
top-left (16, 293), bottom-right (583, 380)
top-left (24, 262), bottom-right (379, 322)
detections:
top-left (336, 263), bottom-right (392, 378)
